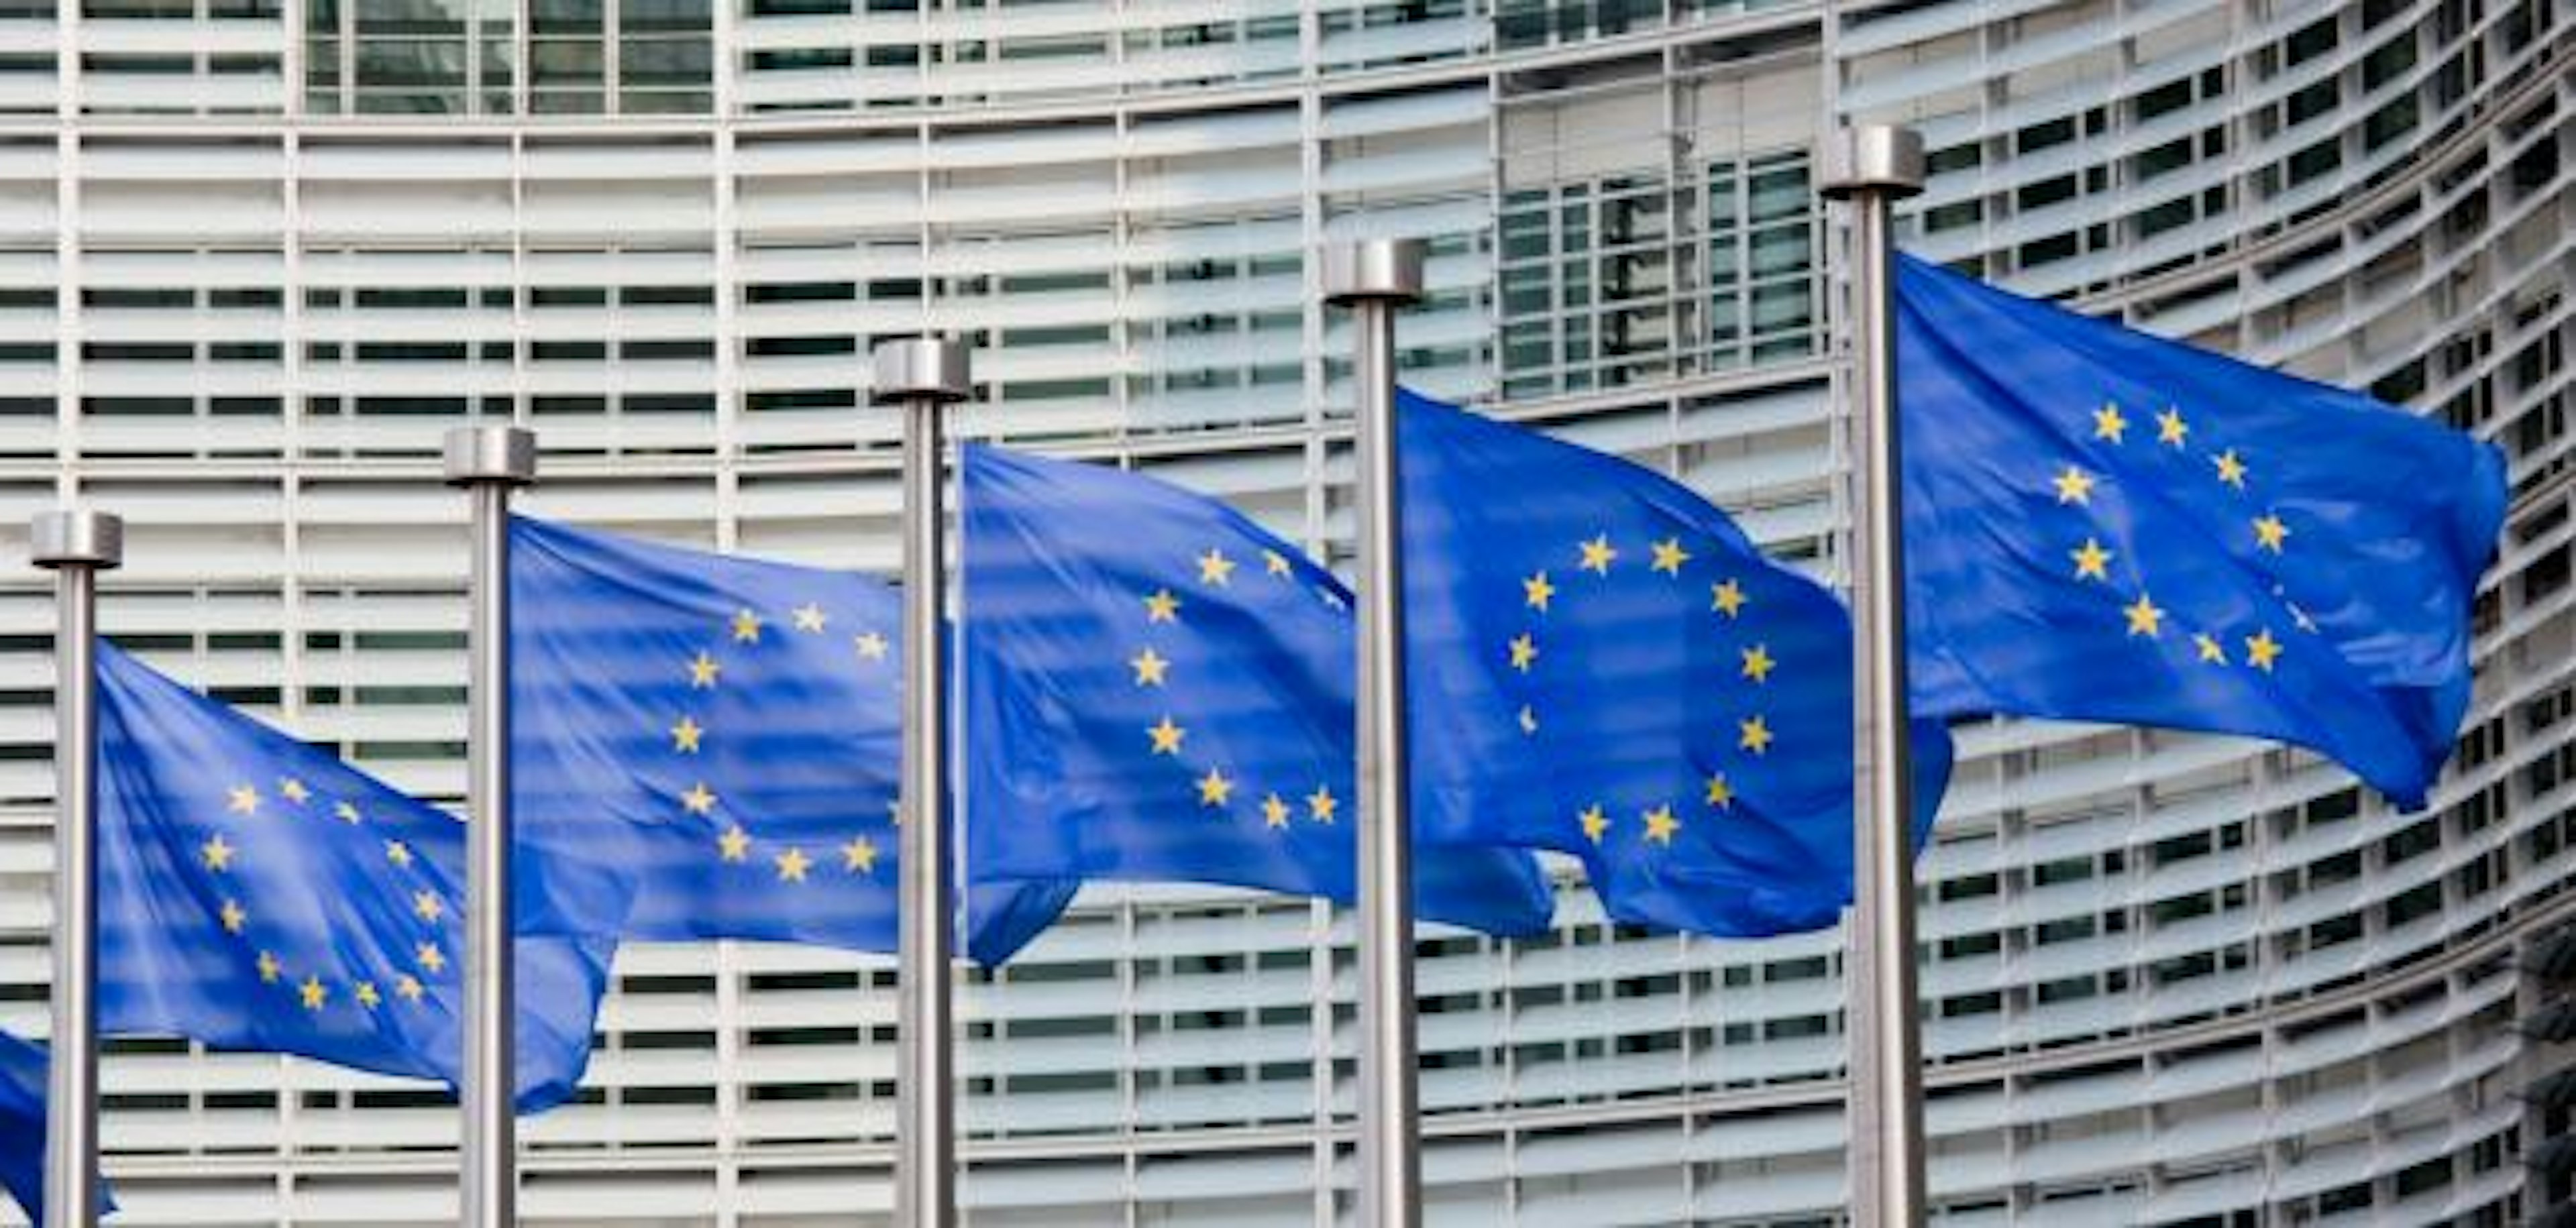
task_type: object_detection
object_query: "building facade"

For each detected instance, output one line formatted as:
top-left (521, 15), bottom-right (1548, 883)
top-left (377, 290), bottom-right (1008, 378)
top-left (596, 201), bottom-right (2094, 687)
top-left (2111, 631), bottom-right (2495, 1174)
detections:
top-left (0, 0), bottom-right (2567, 1221)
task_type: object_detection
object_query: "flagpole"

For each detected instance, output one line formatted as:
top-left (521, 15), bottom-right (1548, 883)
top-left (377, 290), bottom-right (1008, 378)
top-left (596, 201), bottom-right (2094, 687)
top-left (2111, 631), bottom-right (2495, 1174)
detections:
top-left (443, 425), bottom-right (535, 1228)
top-left (1324, 236), bottom-right (1426, 1228)
top-left (32, 509), bottom-right (121, 1228)
top-left (1822, 125), bottom-right (1928, 1228)
top-left (874, 336), bottom-right (970, 1228)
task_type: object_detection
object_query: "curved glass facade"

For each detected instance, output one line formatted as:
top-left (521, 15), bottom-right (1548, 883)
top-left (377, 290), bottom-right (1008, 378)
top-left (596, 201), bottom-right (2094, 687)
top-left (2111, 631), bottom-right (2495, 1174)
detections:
top-left (0, 0), bottom-right (2568, 1221)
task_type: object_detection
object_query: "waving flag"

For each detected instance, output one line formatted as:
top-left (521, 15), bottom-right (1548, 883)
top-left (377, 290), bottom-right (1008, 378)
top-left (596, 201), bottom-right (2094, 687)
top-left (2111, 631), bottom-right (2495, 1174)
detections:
top-left (1896, 254), bottom-right (2508, 807)
top-left (94, 642), bottom-right (610, 1113)
top-left (959, 444), bottom-right (1556, 936)
top-left (1397, 391), bottom-right (1953, 936)
top-left (508, 516), bottom-right (1074, 964)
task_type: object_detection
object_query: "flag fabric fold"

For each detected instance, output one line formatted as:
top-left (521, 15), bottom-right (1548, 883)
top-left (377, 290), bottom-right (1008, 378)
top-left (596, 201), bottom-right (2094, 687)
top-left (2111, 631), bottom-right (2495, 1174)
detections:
top-left (958, 443), bottom-right (1558, 936)
top-left (1894, 254), bottom-right (2508, 807)
top-left (1396, 390), bottom-right (1955, 937)
top-left (507, 516), bottom-right (1074, 964)
top-left (94, 641), bottom-right (610, 1114)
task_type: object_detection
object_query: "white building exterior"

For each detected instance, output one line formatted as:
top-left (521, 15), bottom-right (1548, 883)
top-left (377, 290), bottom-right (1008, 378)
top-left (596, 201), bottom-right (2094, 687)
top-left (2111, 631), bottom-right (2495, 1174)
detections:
top-left (0, 0), bottom-right (2568, 1221)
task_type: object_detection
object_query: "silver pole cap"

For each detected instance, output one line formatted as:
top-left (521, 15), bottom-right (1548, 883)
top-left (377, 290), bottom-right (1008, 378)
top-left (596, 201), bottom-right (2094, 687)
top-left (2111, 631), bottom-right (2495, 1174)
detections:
top-left (1323, 238), bottom-right (1426, 306)
top-left (870, 337), bottom-right (972, 406)
top-left (1821, 124), bottom-right (1927, 200)
top-left (30, 510), bottom-right (123, 571)
top-left (443, 425), bottom-right (537, 487)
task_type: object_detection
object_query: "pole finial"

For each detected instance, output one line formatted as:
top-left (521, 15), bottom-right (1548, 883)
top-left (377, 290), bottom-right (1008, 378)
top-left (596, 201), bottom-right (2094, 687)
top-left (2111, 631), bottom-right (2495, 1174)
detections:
top-left (443, 425), bottom-right (537, 488)
top-left (1821, 124), bottom-right (1927, 201)
top-left (1324, 238), bottom-right (1426, 306)
top-left (871, 337), bottom-right (972, 406)
top-left (30, 510), bottom-right (123, 571)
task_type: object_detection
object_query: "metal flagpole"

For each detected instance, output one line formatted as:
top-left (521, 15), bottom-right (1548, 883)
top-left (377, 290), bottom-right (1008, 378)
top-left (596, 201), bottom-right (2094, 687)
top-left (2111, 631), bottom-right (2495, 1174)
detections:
top-left (443, 425), bottom-right (536, 1228)
top-left (32, 509), bottom-right (121, 1228)
top-left (1821, 125), bottom-right (1929, 1228)
top-left (874, 336), bottom-right (970, 1228)
top-left (1324, 236), bottom-right (1426, 1228)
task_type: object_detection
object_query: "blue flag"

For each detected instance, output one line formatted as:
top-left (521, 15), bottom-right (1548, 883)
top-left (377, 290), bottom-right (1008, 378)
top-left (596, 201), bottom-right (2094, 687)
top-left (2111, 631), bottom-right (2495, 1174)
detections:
top-left (1396, 392), bottom-right (1954, 937)
top-left (508, 516), bottom-right (1075, 964)
top-left (94, 642), bottom-right (610, 1113)
top-left (0, 1031), bottom-right (92, 1223)
top-left (1895, 254), bottom-right (2508, 807)
top-left (958, 444), bottom-right (1556, 936)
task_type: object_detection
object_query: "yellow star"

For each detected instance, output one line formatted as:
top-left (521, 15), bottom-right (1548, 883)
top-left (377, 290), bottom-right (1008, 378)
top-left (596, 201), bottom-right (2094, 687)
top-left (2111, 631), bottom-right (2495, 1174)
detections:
top-left (1704, 774), bottom-right (1734, 809)
top-left (681, 782), bottom-right (718, 816)
top-left (1522, 571), bottom-right (1556, 612)
top-left (394, 975), bottom-right (424, 1003)
top-left (256, 950), bottom-right (282, 984)
top-left (2244, 628), bottom-right (2283, 672)
top-left (1711, 579), bottom-right (1748, 618)
top-left (2051, 466), bottom-right (2096, 506)
top-left (841, 836), bottom-right (879, 875)
top-left (2156, 407), bottom-right (2189, 447)
top-left (1130, 648), bottom-right (1170, 687)
top-left (218, 899), bottom-right (247, 934)
top-left (278, 778), bottom-right (311, 805)
top-left (2252, 514), bottom-right (2290, 553)
top-left (1577, 804), bottom-right (1610, 845)
top-left (355, 981), bottom-right (382, 1010)
top-left (200, 834), bottom-right (236, 872)
top-left (227, 785), bottom-right (259, 816)
top-left (1197, 549), bottom-right (1236, 586)
top-left (1195, 767), bottom-right (1234, 808)
top-left (2193, 632), bottom-right (2228, 665)
top-left (1738, 716), bottom-right (1774, 755)
top-left (718, 824), bottom-right (752, 862)
top-left (1642, 804), bottom-right (1680, 846)
top-left (384, 840), bottom-right (413, 869)
top-left (1516, 705), bottom-right (1538, 736)
top-left (2212, 449), bottom-right (2248, 489)
top-left (1147, 716), bottom-right (1187, 756)
top-left (774, 847), bottom-right (812, 883)
top-left (853, 632), bottom-right (890, 661)
top-left (2070, 537), bottom-right (2114, 582)
top-left (333, 801), bottom-right (362, 825)
top-left (1650, 537), bottom-right (1691, 576)
top-left (1142, 589), bottom-right (1181, 623)
top-left (1306, 785), bottom-right (1338, 824)
top-left (688, 651), bottom-right (722, 689)
top-left (1507, 633), bottom-right (1539, 673)
top-left (2123, 593), bottom-right (2165, 638)
top-left (2092, 402), bottom-right (2128, 443)
top-left (792, 603), bottom-right (827, 633)
top-left (413, 891), bottom-right (443, 923)
top-left (670, 716), bottom-right (704, 754)
top-left (1577, 535), bottom-right (1617, 574)
top-left (1260, 793), bottom-right (1291, 830)
top-left (415, 942), bottom-right (445, 974)
top-left (299, 977), bottom-right (327, 1011)
top-left (1739, 645), bottom-right (1775, 685)
top-left (731, 608), bottom-right (763, 643)
top-left (1263, 549), bottom-right (1293, 577)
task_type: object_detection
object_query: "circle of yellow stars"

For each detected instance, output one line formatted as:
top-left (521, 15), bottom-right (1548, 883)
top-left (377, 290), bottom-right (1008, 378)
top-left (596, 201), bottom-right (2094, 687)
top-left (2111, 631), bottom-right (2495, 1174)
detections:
top-left (2072, 401), bottom-right (2302, 674)
top-left (669, 600), bottom-right (894, 884)
top-left (1516, 530), bottom-right (1775, 855)
top-left (203, 774), bottom-right (441, 1017)
top-left (1137, 545), bottom-right (1342, 834)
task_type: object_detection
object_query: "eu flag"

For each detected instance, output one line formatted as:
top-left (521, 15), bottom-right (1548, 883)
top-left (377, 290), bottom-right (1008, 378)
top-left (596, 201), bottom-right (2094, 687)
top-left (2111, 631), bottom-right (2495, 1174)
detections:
top-left (0, 1031), bottom-right (74, 1223)
top-left (1895, 254), bottom-right (2508, 807)
top-left (1397, 392), bottom-right (1955, 937)
top-left (94, 641), bottom-right (611, 1113)
top-left (958, 444), bottom-right (1556, 936)
top-left (508, 516), bottom-right (1075, 964)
